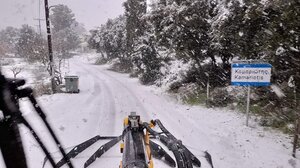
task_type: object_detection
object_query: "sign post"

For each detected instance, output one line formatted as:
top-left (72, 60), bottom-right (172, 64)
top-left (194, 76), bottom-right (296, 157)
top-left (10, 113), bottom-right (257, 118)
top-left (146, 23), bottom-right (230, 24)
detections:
top-left (231, 61), bottom-right (272, 126)
top-left (246, 86), bottom-right (251, 126)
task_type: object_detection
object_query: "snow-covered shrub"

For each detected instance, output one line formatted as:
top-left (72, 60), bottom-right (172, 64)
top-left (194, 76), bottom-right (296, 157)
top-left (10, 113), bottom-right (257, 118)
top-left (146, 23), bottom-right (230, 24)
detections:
top-left (34, 82), bottom-right (52, 96)
top-left (177, 83), bottom-right (207, 105)
top-left (209, 87), bottom-right (234, 107)
top-left (156, 59), bottom-right (193, 91)
top-left (137, 37), bottom-right (163, 85)
top-left (95, 57), bottom-right (109, 65)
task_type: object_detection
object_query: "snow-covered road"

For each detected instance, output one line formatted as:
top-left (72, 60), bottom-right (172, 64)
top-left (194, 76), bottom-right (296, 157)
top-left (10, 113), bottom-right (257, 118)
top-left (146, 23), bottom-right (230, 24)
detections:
top-left (2, 55), bottom-right (299, 168)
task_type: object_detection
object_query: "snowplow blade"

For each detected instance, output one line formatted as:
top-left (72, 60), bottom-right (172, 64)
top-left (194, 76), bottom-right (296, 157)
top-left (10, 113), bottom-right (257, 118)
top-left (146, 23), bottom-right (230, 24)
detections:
top-left (150, 140), bottom-right (176, 167)
top-left (204, 151), bottom-right (214, 168)
top-left (84, 135), bottom-right (122, 168)
top-left (144, 119), bottom-right (209, 168)
top-left (43, 135), bottom-right (118, 168)
top-left (55, 135), bottom-right (101, 167)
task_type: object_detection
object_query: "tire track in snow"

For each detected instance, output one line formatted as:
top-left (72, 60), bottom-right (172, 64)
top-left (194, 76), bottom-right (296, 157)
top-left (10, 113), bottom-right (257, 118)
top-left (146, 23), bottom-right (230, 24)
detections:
top-left (73, 62), bottom-right (117, 135)
top-left (84, 79), bottom-right (101, 104)
top-left (90, 65), bottom-right (151, 121)
top-left (83, 63), bottom-right (214, 159)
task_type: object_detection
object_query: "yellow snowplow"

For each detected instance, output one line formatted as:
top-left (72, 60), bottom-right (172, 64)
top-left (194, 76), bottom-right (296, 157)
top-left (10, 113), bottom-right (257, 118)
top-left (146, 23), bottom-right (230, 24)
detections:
top-left (53, 112), bottom-right (213, 168)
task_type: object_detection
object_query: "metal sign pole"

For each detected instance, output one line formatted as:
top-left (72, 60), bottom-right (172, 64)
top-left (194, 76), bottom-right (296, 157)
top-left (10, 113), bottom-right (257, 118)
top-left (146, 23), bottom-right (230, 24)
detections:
top-left (292, 84), bottom-right (299, 158)
top-left (292, 118), bottom-right (299, 158)
top-left (246, 85), bottom-right (251, 126)
top-left (206, 79), bottom-right (210, 105)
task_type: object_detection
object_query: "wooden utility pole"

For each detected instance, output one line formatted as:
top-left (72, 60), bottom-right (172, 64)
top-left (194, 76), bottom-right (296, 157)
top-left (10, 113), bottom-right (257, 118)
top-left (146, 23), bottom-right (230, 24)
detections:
top-left (43, 0), bottom-right (55, 93)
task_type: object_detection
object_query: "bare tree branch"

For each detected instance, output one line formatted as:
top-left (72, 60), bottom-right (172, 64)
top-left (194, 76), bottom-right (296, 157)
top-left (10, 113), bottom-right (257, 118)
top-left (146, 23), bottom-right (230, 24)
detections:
top-left (11, 66), bottom-right (23, 78)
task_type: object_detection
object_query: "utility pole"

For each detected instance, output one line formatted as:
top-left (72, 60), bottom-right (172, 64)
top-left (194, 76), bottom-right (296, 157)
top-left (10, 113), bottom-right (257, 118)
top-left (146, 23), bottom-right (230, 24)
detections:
top-left (34, 0), bottom-right (44, 35)
top-left (34, 17), bottom-right (45, 35)
top-left (44, 0), bottom-right (55, 93)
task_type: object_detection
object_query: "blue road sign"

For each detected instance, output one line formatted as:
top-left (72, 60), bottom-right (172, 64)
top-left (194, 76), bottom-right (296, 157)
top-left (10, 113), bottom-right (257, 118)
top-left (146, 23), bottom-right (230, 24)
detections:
top-left (231, 63), bottom-right (272, 86)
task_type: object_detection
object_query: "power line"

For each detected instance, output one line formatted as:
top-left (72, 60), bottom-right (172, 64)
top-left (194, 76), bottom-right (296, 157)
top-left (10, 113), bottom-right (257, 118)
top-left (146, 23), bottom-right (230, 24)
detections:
top-left (33, 0), bottom-right (44, 35)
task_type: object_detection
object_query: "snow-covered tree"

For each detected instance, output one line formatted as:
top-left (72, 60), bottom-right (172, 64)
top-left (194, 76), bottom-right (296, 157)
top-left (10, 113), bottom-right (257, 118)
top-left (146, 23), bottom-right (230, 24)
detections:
top-left (50, 5), bottom-right (76, 33)
top-left (88, 16), bottom-right (127, 65)
top-left (50, 4), bottom-right (80, 56)
top-left (0, 41), bottom-right (8, 58)
top-left (263, 0), bottom-right (300, 86)
top-left (15, 25), bottom-right (47, 63)
top-left (124, 0), bottom-right (147, 69)
top-left (0, 26), bottom-right (20, 54)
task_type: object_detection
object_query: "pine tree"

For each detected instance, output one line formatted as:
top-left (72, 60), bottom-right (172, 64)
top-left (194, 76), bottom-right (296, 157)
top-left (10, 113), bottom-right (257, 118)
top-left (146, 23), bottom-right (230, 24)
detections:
top-left (216, 0), bottom-right (245, 65)
top-left (264, 0), bottom-right (300, 86)
top-left (124, 0), bottom-right (147, 69)
top-left (88, 16), bottom-right (127, 66)
top-left (50, 5), bottom-right (76, 32)
top-left (50, 4), bottom-right (80, 56)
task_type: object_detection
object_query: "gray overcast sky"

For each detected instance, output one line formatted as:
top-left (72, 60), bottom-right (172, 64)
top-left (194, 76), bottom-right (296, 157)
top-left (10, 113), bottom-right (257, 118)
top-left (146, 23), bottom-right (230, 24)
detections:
top-left (0, 0), bottom-right (125, 31)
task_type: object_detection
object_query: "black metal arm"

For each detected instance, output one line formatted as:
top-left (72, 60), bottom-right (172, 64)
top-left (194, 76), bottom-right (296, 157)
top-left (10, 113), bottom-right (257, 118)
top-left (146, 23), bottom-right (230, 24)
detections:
top-left (0, 72), bottom-right (74, 168)
top-left (0, 73), bottom-right (28, 168)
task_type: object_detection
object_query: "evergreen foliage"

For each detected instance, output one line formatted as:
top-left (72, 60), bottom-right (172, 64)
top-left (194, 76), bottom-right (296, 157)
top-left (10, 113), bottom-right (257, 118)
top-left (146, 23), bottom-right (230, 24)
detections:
top-left (0, 27), bottom-right (20, 54)
top-left (88, 0), bottom-right (299, 87)
top-left (50, 5), bottom-right (76, 33)
top-left (88, 0), bottom-right (299, 128)
top-left (50, 5), bottom-right (80, 56)
top-left (88, 16), bottom-right (127, 68)
top-left (15, 25), bottom-right (48, 63)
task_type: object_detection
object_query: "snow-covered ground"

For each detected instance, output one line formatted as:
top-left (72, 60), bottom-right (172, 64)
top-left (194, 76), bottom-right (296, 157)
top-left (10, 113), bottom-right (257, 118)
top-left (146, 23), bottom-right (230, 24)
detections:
top-left (1, 54), bottom-right (299, 168)
top-left (1, 57), bottom-right (50, 89)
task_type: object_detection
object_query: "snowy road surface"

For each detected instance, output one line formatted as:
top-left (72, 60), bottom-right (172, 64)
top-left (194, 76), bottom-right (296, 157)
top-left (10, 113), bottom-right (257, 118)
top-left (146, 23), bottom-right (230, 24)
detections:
top-left (1, 55), bottom-right (299, 168)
